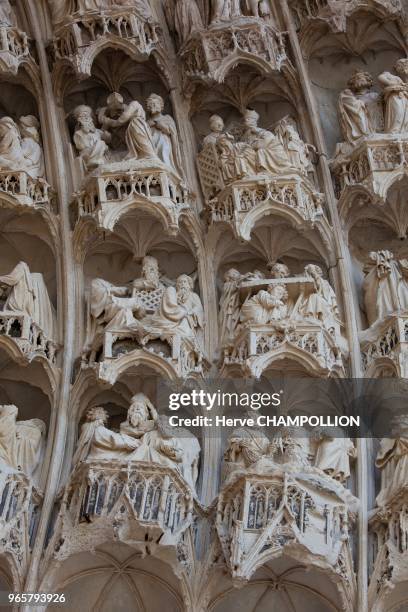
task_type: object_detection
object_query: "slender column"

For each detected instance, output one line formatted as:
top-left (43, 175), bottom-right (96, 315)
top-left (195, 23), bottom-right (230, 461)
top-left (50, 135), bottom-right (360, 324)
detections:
top-left (23, 0), bottom-right (76, 595)
top-left (279, 3), bottom-right (367, 611)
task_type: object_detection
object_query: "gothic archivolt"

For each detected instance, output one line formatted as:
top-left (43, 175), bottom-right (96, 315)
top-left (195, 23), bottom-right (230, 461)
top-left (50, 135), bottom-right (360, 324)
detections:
top-left (0, 1), bottom-right (407, 611)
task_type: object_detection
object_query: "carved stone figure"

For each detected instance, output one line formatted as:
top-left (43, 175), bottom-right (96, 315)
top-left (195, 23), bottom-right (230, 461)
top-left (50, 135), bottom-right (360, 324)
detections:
top-left (73, 105), bottom-right (110, 170)
top-left (89, 277), bottom-right (145, 336)
top-left (48, 0), bottom-right (103, 24)
top-left (138, 274), bottom-right (204, 345)
top-left (119, 392), bottom-right (158, 439)
top-left (224, 412), bottom-right (270, 470)
top-left (19, 116), bottom-right (45, 179)
top-left (275, 116), bottom-right (312, 175)
top-left (0, 1), bottom-right (16, 27)
top-left (132, 255), bottom-right (164, 293)
top-left (376, 417), bottom-right (408, 505)
top-left (101, 95), bottom-right (157, 161)
top-left (146, 94), bottom-right (183, 175)
top-left (0, 261), bottom-right (56, 339)
top-left (0, 404), bottom-right (46, 479)
top-left (73, 406), bottom-right (139, 465)
top-left (378, 60), bottom-right (408, 134)
top-left (338, 71), bottom-right (379, 143)
top-left (211, 0), bottom-right (241, 24)
top-left (363, 250), bottom-right (408, 326)
top-left (219, 268), bottom-right (243, 346)
top-left (241, 109), bottom-right (292, 175)
top-left (297, 264), bottom-right (339, 325)
top-left (0, 116), bottom-right (45, 178)
top-left (269, 262), bottom-right (290, 279)
top-left (315, 430), bottom-right (355, 483)
top-left (203, 114), bottom-right (227, 146)
top-left (240, 283), bottom-right (288, 324)
top-left (269, 427), bottom-right (311, 466)
top-left (174, 0), bottom-right (204, 44)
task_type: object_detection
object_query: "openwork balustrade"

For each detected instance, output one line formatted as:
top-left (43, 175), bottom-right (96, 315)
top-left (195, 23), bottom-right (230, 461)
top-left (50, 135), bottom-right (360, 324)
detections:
top-left (223, 321), bottom-right (343, 377)
top-left (73, 168), bottom-right (191, 235)
top-left (216, 471), bottom-right (356, 588)
top-left (180, 21), bottom-right (287, 87)
top-left (0, 170), bottom-right (52, 210)
top-left (360, 314), bottom-right (408, 377)
top-left (49, 461), bottom-right (194, 562)
top-left (206, 177), bottom-right (324, 239)
top-left (0, 312), bottom-right (58, 365)
top-left (0, 469), bottom-right (42, 574)
top-left (331, 135), bottom-right (408, 201)
top-left (49, 7), bottom-right (160, 78)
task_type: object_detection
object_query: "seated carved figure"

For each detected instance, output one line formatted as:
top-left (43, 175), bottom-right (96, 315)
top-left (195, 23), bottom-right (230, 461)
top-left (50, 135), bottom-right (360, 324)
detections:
top-left (314, 429), bottom-right (355, 483)
top-left (0, 261), bottom-right (56, 340)
top-left (73, 105), bottom-right (110, 170)
top-left (363, 250), bottom-right (408, 326)
top-left (136, 274), bottom-right (204, 347)
top-left (241, 108), bottom-right (292, 175)
top-left (119, 392), bottom-right (158, 439)
top-left (0, 404), bottom-right (46, 480)
top-left (0, 115), bottom-right (45, 179)
top-left (73, 406), bottom-right (139, 465)
top-left (295, 264), bottom-right (339, 329)
top-left (240, 283), bottom-right (288, 324)
top-left (224, 412), bottom-right (270, 474)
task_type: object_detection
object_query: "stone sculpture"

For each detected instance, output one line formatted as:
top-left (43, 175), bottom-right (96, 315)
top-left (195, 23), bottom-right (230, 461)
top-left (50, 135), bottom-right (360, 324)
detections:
top-left (338, 70), bottom-right (380, 143)
top-left (363, 250), bottom-right (408, 326)
top-left (0, 261), bottom-right (56, 339)
top-left (73, 406), bottom-right (140, 464)
top-left (376, 416), bottom-right (408, 506)
top-left (241, 108), bottom-right (292, 175)
top-left (0, 0), bottom-right (16, 27)
top-left (240, 283), bottom-right (289, 324)
top-left (173, 0), bottom-right (203, 44)
top-left (146, 93), bottom-right (183, 176)
top-left (0, 116), bottom-right (45, 179)
top-left (73, 394), bottom-right (200, 492)
top-left (73, 105), bottom-right (110, 170)
top-left (297, 264), bottom-right (339, 326)
top-left (219, 268), bottom-right (243, 346)
top-left (224, 412), bottom-right (270, 471)
top-left (0, 404), bottom-right (46, 479)
top-left (378, 59), bottom-right (408, 134)
top-left (314, 429), bottom-right (355, 483)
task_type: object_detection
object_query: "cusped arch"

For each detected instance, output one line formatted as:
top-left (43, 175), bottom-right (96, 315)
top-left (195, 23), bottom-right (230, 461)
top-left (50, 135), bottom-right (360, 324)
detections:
top-left (250, 344), bottom-right (341, 379)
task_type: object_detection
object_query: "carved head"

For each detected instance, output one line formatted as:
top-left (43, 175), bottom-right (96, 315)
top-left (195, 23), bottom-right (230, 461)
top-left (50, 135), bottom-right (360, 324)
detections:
top-left (141, 255), bottom-right (160, 283)
top-left (19, 115), bottom-right (41, 142)
top-left (305, 264), bottom-right (323, 279)
top-left (209, 114), bottom-right (224, 133)
top-left (267, 283), bottom-right (288, 302)
top-left (243, 108), bottom-right (259, 128)
top-left (146, 93), bottom-right (164, 114)
top-left (269, 262), bottom-right (290, 279)
top-left (0, 404), bottom-right (18, 420)
top-left (86, 406), bottom-right (108, 424)
top-left (72, 105), bottom-right (95, 131)
top-left (347, 70), bottom-right (373, 93)
top-left (395, 58), bottom-right (408, 81)
top-left (224, 268), bottom-right (241, 283)
top-left (107, 92), bottom-right (124, 110)
top-left (128, 393), bottom-right (157, 426)
top-left (176, 274), bottom-right (194, 301)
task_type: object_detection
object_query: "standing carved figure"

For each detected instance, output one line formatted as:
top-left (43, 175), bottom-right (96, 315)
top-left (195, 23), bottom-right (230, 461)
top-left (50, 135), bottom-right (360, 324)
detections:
top-left (174, 0), bottom-right (203, 44)
top-left (211, 0), bottom-right (241, 23)
top-left (19, 116), bottom-right (45, 179)
top-left (378, 60), bottom-right (408, 134)
top-left (146, 94), bottom-right (183, 175)
top-left (0, 0), bottom-right (16, 26)
top-left (315, 429), bottom-right (355, 483)
top-left (219, 268), bottom-right (242, 346)
top-left (297, 264), bottom-right (339, 326)
top-left (338, 71), bottom-right (379, 143)
top-left (363, 250), bottom-right (408, 326)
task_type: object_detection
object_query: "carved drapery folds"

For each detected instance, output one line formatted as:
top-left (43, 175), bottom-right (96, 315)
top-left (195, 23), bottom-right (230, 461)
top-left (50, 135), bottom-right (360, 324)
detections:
top-left (0, 115), bottom-right (52, 210)
top-left (0, 261), bottom-right (58, 364)
top-left (220, 263), bottom-right (345, 376)
top-left (198, 110), bottom-right (324, 240)
top-left (83, 256), bottom-right (205, 380)
top-left (47, 394), bottom-right (199, 568)
top-left (332, 62), bottom-right (408, 202)
top-left (71, 93), bottom-right (191, 236)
